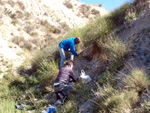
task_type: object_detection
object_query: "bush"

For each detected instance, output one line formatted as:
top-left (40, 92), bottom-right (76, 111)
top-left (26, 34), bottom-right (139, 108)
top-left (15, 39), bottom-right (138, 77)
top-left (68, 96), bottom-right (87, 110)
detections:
top-left (101, 37), bottom-right (127, 61)
top-left (31, 50), bottom-right (49, 71)
top-left (93, 84), bottom-right (139, 113)
top-left (88, 36), bottom-right (127, 63)
top-left (82, 17), bottom-right (112, 47)
top-left (125, 11), bottom-right (136, 22)
top-left (65, 16), bottom-right (112, 48)
top-left (125, 68), bottom-right (149, 93)
top-left (9, 76), bottom-right (39, 91)
top-left (0, 73), bottom-right (23, 99)
top-left (36, 59), bottom-right (59, 86)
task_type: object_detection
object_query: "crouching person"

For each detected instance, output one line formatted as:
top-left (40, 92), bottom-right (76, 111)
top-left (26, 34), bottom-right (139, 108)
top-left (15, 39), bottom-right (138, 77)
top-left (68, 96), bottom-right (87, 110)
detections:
top-left (53, 60), bottom-right (79, 105)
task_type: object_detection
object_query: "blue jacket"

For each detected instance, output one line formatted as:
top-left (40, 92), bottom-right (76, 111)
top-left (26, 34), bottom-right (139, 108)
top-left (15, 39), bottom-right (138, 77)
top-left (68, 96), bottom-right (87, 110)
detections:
top-left (59, 37), bottom-right (78, 56)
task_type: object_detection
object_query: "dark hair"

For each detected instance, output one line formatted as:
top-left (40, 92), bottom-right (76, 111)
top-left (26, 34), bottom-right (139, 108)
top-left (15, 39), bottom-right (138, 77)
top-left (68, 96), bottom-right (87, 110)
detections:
top-left (75, 37), bottom-right (81, 44)
top-left (75, 37), bottom-right (80, 40)
top-left (65, 60), bottom-right (74, 66)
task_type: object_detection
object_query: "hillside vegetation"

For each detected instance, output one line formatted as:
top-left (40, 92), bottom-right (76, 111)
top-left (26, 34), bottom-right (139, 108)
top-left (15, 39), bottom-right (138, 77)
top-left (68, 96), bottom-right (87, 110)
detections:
top-left (0, 0), bottom-right (150, 113)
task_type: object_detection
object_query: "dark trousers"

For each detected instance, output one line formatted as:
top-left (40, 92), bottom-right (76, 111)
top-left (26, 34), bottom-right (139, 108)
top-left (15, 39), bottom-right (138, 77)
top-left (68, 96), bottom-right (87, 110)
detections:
top-left (54, 82), bottom-right (74, 99)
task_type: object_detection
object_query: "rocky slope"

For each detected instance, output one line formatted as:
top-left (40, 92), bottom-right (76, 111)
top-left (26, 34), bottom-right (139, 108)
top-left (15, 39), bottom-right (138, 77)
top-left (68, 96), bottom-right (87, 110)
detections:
top-left (72, 0), bottom-right (150, 112)
top-left (0, 0), bottom-right (108, 77)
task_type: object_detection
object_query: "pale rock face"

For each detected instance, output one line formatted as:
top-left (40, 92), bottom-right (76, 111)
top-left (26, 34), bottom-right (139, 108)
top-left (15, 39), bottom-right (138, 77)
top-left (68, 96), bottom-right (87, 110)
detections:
top-left (0, 0), bottom-right (108, 77)
top-left (17, 0), bottom-right (108, 28)
top-left (0, 33), bottom-right (25, 78)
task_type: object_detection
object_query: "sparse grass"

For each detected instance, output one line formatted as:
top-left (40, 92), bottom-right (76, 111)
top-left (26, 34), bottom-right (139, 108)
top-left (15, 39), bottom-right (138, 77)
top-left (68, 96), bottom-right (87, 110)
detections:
top-left (136, 100), bottom-right (150, 113)
top-left (100, 37), bottom-right (127, 62)
top-left (36, 59), bottom-right (59, 86)
top-left (0, 72), bottom-right (39, 99)
top-left (68, 82), bottom-right (91, 103)
top-left (11, 19), bottom-right (19, 25)
top-left (60, 22), bottom-right (70, 31)
top-left (9, 76), bottom-right (39, 91)
top-left (1, 1), bottom-right (148, 112)
top-left (23, 41), bottom-right (33, 50)
top-left (12, 36), bottom-right (25, 45)
top-left (0, 73), bottom-right (19, 98)
top-left (56, 82), bottom-right (92, 112)
top-left (107, 3), bottom-right (131, 27)
top-left (18, 89), bottom-right (51, 112)
top-left (0, 70), bottom-right (3, 74)
top-left (93, 84), bottom-right (139, 113)
top-left (0, 99), bottom-right (18, 113)
top-left (12, 36), bottom-right (33, 50)
top-left (125, 12), bottom-right (136, 22)
top-left (0, 71), bottom-right (51, 111)
top-left (41, 19), bottom-right (58, 33)
top-left (108, 59), bottom-right (125, 73)
top-left (65, 2), bottom-right (132, 49)
top-left (58, 101), bottom-right (78, 113)
top-left (65, 16), bottom-right (112, 48)
top-left (83, 17), bottom-right (112, 46)
top-left (98, 71), bottom-right (116, 87)
top-left (124, 68), bottom-right (149, 93)
top-left (86, 36), bottom-right (127, 73)
top-left (30, 31), bottom-right (38, 36)
top-left (30, 50), bottom-right (49, 71)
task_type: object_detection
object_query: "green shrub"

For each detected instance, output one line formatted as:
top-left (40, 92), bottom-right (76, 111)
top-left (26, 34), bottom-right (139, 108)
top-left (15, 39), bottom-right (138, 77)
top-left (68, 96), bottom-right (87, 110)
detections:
top-left (0, 99), bottom-right (18, 113)
top-left (36, 59), bottom-right (59, 86)
top-left (0, 72), bottom-right (40, 100)
top-left (9, 76), bottom-right (39, 91)
top-left (125, 12), bottom-right (136, 22)
top-left (31, 50), bottom-right (49, 71)
top-left (82, 17), bottom-right (112, 47)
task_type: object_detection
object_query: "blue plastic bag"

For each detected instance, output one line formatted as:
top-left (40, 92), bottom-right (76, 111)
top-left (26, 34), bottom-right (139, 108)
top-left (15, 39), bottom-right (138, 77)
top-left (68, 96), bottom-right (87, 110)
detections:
top-left (48, 106), bottom-right (56, 113)
top-left (42, 106), bottom-right (56, 113)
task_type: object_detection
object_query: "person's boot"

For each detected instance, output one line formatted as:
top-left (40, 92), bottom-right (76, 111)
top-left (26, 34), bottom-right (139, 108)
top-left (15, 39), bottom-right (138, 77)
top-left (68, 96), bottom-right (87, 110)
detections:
top-left (58, 92), bottom-right (67, 104)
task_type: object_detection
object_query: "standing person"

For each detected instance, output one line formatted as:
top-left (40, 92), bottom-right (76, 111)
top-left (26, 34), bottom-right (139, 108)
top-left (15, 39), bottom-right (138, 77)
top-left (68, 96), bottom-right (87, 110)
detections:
top-left (53, 60), bottom-right (79, 104)
top-left (58, 37), bottom-right (81, 69)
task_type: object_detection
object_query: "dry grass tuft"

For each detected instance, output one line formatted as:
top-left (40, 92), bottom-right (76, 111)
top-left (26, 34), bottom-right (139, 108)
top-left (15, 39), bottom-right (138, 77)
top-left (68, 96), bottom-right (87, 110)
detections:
top-left (87, 36), bottom-right (127, 62)
top-left (124, 68), bottom-right (149, 93)
top-left (93, 84), bottom-right (139, 113)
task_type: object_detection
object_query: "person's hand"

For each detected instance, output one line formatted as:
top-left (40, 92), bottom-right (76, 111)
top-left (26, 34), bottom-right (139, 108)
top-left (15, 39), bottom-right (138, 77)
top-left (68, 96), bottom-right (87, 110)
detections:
top-left (78, 55), bottom-right (82, 59)
top-left (71, 60), bottom-right (76, 63)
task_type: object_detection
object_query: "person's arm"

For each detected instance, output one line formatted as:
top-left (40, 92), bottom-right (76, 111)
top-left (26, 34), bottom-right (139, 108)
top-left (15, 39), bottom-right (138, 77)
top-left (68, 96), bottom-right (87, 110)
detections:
top-left (69, 70), bottom-right (79, 82)
top-left (70, 45), bottom-right (78, 56)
